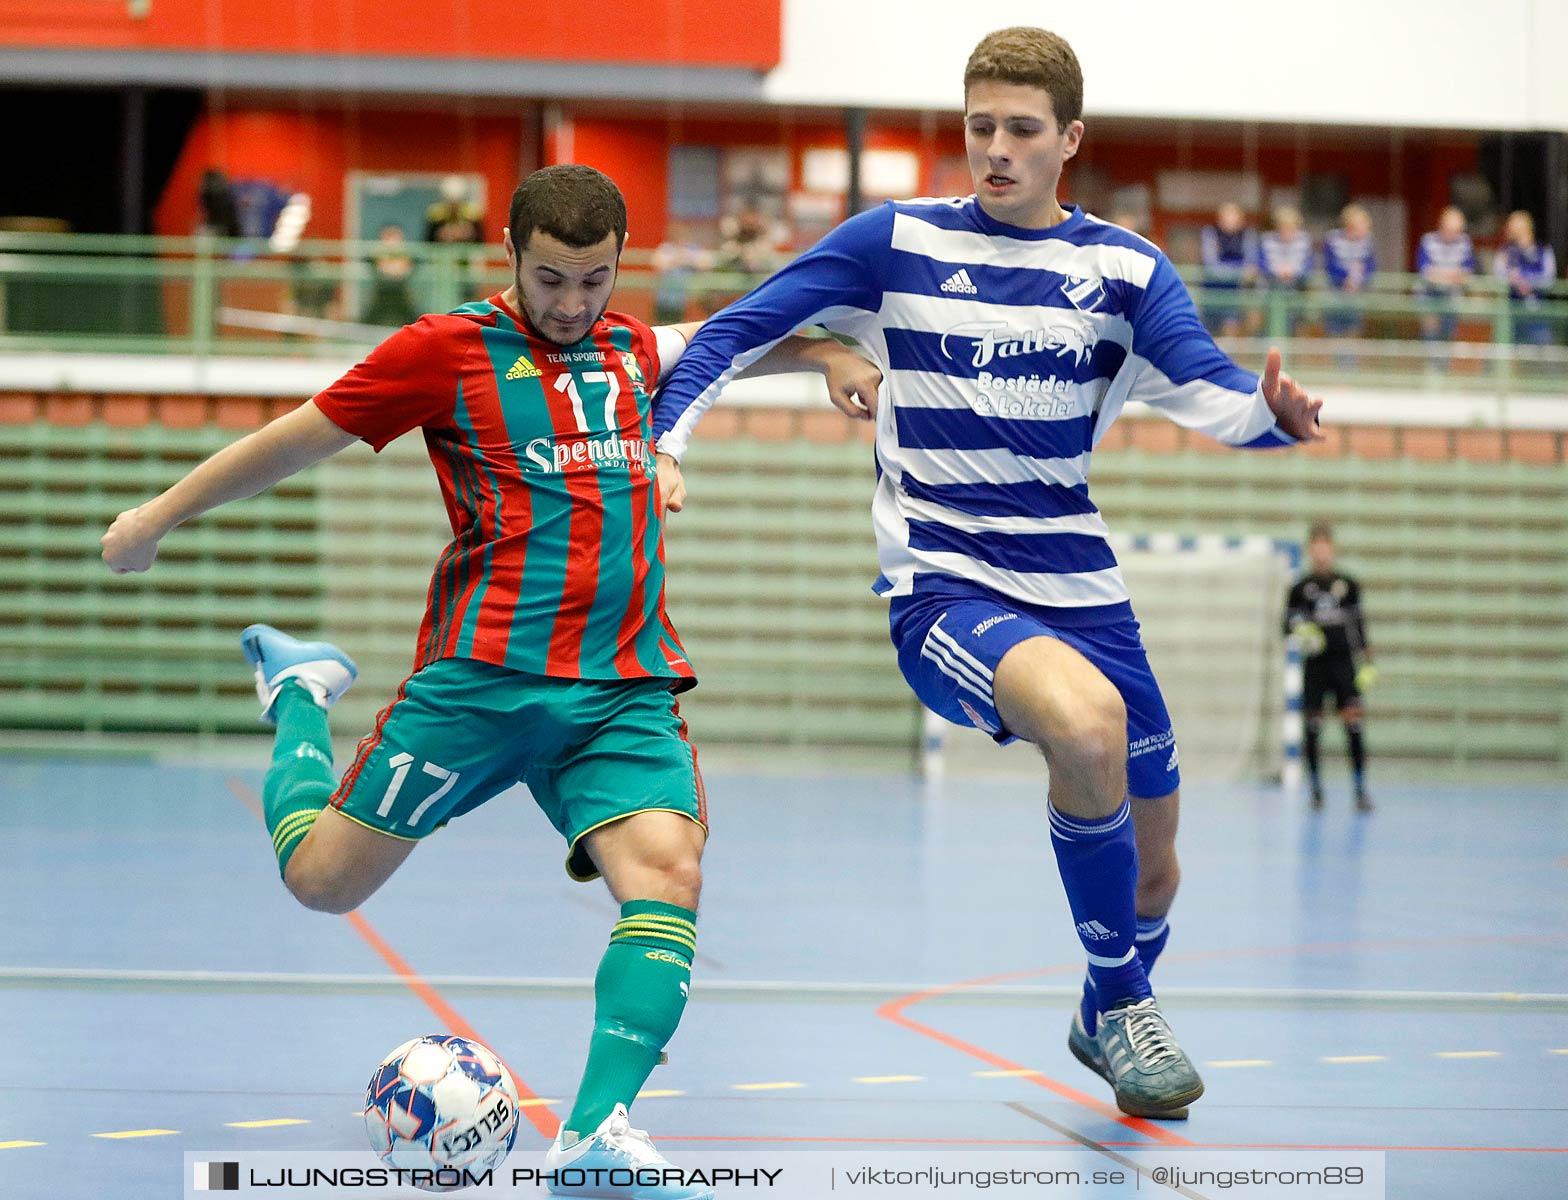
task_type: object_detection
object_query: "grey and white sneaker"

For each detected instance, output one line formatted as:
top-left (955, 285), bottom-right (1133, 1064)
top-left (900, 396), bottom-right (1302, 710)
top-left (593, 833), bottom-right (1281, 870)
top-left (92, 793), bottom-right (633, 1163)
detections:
top-left (1069, 1008), bottom-right (1189, 1119)
top-left (1093, 998), bottom-right (1203, 1118)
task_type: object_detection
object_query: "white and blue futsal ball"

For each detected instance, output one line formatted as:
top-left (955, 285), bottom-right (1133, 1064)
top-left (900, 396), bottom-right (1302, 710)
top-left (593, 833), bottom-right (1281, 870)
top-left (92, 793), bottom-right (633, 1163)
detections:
top-left (363, 1034), bottom-right (519, 1184)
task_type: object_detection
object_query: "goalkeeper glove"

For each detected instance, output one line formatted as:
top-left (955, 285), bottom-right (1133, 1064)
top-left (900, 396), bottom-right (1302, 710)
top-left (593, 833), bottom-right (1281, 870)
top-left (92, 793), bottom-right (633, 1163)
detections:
top-left (1355, 663), bottom-right (1378, 692)
top-left (1291, 620), bottom-right (1326, 657)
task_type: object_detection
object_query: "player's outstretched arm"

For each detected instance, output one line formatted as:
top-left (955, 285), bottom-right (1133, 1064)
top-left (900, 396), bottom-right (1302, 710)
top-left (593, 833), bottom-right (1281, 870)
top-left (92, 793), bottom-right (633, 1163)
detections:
top-left (101, 401), bottom-right (357, 574)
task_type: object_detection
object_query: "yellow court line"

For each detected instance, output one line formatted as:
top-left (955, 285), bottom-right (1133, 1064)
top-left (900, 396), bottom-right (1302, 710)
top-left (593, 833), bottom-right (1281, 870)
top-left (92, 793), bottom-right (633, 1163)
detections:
top-left (854, 1075), bottom-right (925, 1084)
top-left (731, 1081), bottom-right (806, 1091)
top-left (1204, 1060), bottom-right (1272, 1068)
top-left (1548, 1049), bottom-right (1568, 1055)
top-left (636, 1090), bottom-right (686, 1099)
top-left (226, 1119), bottom-right (310, 1128)
top-left (0, 1141), bottom-right (46, 1149)
top-left (93, 1129), bottom-right (180, 1140)
top-left (515, 1098), bottom-right (561, 1109)
top-left (972, 1068), bottom-right (1043, 1078)
top-left (1436, 1051), bottom-right (1500, 1059)
top-left (1322, 1055), bottom-right (1387, 1064)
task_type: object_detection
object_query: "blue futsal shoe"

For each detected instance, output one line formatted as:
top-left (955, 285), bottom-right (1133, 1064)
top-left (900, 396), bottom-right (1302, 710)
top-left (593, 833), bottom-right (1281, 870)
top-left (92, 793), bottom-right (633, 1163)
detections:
top-left (239, 624), bottom-right (357, 726)
top-left (543, 1104), bottom-right (714, 1199)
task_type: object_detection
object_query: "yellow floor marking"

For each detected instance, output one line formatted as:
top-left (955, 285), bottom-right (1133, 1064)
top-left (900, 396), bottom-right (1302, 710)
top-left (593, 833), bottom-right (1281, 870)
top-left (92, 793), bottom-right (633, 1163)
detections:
top-left (1549, 1049), bottom-right (1568, 1055)
top-left (0, 1141), bottom-right (46, 1149)
top-left (226, 1119), bottom-right (309, 1128)
top-left (1204, 1059), bottom-right (1272, 1068)
top-left (93, 1129), bottom-right (179, 1139)
top-left (854, 1075), bottom-right (924, 1084)
top-left (515, 1098), bottom-right (561, 1108)
top-left (1322, 1055), bottom-right (1386, 1064)
top-left (1436, 1051), bottom-right (1500, 1059)
top-left (636, 1090), bottom-right (686, 1099)
top-left (972, 1069), bottom-right (1042, 1078)
top-left (731, 1081), bottom-right (806, 1091)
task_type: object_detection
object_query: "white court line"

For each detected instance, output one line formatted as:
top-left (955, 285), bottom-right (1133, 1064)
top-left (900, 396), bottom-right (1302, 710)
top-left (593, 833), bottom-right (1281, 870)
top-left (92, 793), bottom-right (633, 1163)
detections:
top-left (3, 968), bottom-right (1565, 1012)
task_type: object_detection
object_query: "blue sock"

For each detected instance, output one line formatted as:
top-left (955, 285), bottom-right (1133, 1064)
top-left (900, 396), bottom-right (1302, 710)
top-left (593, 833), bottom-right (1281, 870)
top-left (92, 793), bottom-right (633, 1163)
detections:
top-left (1050, 800), bottom-right (1150, 1016)
top-left (1136, 914), bottom-right (1171, 973)
top-left (1081, 914), bottom-right (1171, 1035)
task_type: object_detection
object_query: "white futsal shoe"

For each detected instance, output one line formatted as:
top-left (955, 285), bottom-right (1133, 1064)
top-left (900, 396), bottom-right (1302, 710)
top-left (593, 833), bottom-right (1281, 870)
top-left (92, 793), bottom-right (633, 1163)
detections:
top-left (543, 1104), bottom-right (714, 1199)
top-left (239, 623), bottom-right (357, 726)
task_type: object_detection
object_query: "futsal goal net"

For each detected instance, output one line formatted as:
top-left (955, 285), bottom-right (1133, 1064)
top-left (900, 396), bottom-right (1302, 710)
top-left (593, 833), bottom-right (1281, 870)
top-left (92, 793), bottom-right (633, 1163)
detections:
top-left (921, 534), bottom-right (1302, 785)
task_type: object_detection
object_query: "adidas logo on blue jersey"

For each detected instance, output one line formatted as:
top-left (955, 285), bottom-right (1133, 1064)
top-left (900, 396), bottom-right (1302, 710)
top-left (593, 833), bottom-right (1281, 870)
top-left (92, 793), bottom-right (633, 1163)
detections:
top-left (940, 268), bottom-right (979, 295)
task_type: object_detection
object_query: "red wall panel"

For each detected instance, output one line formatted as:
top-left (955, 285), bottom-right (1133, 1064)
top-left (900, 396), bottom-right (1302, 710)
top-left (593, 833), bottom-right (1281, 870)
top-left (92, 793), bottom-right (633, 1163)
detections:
top-left (0, 0), bottom-right (781, 68)
top-left (155, 107), bottom-right (525, 240)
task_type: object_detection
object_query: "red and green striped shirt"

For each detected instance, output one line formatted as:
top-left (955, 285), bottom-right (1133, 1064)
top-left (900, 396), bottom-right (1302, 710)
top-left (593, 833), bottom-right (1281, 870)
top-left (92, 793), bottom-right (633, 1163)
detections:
top-left (313, 295), bottom-right (694, 690)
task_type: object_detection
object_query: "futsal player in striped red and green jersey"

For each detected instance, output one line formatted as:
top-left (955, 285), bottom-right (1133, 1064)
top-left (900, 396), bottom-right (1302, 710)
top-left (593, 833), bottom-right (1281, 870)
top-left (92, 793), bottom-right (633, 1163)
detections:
top-left (101, 165), bottom-right (882, 1200)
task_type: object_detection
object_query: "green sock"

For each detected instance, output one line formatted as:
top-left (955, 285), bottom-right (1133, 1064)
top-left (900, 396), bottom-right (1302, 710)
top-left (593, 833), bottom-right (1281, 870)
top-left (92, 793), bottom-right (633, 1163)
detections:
top-left (262, 681), bottom-right (336, 878)
top-left (565, 900), bottom-right (697, 1137)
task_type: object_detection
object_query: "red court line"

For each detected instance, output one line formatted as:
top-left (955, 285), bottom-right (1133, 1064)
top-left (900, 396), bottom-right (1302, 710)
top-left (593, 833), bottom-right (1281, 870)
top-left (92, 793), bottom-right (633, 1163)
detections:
top-left (877, 966), bottom-right (1196, 1148)
top-left (873, 931), bottom-right (1568, 1155)
top-left (227, 778), bottom-right (561, 1141)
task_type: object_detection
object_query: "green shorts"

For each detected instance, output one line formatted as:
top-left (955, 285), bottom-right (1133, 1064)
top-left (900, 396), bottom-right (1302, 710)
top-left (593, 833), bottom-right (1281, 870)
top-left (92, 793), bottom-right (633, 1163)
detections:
top-left (330, 657), bottom-right (707, 881)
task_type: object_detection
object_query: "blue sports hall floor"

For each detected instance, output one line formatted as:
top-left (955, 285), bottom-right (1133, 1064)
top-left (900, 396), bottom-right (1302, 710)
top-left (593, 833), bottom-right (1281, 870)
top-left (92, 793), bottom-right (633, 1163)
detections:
top-left (1, 748), bottom-right (1565, 1198)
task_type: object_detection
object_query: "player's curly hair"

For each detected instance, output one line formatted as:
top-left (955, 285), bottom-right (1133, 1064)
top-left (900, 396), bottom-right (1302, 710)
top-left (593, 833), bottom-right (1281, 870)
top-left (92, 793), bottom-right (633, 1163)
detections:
top-left (964, 27), bottom-right (1083, 128)
top-left (509, 164), bottom-right (628, 251)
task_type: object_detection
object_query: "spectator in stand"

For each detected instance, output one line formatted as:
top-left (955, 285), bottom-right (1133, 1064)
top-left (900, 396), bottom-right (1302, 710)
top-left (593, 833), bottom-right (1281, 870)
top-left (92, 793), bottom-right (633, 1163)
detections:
top-left (196, 168), bottom-right (241, 239)
top-left (1110, 208), bottom-right (1154, 242)
top-left (652, 230), bottom-right (712, 325)
top-left (425, 176), bottom-right (485, 246)
top-left (1199, 201), bottom-right (1259, 336)
top-left (1494, 210), bottom-right (1558, 347)
top-left (1416, 205), bottom-right (1475, 345)
top-left (424, 176), bottom-right (485, 301)
top-left (1259, 206), bottom-right (1313, 335)
top-left (1322, 204), bottom-right (1376, 341)
top-left (362, 223), bottom-right (420, 328)
top-left (705, 207), bottom-right (783, 313)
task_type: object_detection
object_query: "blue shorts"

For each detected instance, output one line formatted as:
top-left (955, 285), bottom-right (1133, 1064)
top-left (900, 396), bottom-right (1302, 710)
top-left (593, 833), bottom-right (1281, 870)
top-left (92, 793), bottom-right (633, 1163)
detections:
top-left (890, 584), bottom-right (1181, 798)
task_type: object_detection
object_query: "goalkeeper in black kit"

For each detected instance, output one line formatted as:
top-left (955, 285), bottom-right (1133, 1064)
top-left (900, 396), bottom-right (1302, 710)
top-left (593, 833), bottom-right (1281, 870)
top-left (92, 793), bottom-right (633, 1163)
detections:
top-left (1285, 523), bottom-right (1375, 812)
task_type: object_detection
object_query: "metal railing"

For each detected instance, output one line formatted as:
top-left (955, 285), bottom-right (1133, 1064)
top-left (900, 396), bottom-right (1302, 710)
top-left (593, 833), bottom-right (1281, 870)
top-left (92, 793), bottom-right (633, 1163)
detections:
top-left (0, 230), bottom-right (1564, 392)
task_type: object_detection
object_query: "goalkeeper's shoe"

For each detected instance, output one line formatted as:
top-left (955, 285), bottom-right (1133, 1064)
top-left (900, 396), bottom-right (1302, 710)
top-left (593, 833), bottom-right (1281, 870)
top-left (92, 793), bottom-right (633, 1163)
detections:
top-left (240, 624), bottom-right (357, 726)
top-left (1069, 1007), bottom-right (1189, 1119)
top-left (1094, 998), bottom-right (1204, 1118)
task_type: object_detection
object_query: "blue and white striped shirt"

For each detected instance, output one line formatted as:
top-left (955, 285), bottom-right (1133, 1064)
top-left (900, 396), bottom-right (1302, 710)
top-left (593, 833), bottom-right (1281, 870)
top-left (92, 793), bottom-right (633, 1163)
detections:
top-left (653, 198), bottom-right (1295, 626)
top-left (1494, 243), bottom-right (1558, 298)
top-left (1200, 224), bottom-right (1258, 286)
top-left (1322, 229), bottom-right (1375, 290)
top-left (1260, 229), bottom-right (1313, 284)
top-left (1417, 232), bottom-right (1474, 288)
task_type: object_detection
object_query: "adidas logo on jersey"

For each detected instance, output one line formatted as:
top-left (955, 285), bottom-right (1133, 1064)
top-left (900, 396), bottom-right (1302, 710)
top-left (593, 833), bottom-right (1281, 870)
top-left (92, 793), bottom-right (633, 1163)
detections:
top-left (940, 269), bottom-right (979, 295)
top-left (1076, 919), bottom-right (1115, 941)
top-left (505, 355), bottom-right (542, 380)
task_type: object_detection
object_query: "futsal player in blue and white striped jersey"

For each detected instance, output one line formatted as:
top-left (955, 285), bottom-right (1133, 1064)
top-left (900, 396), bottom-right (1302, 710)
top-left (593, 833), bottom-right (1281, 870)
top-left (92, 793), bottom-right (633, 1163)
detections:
top-left (652, 26), bottom-right (1324, 1120)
